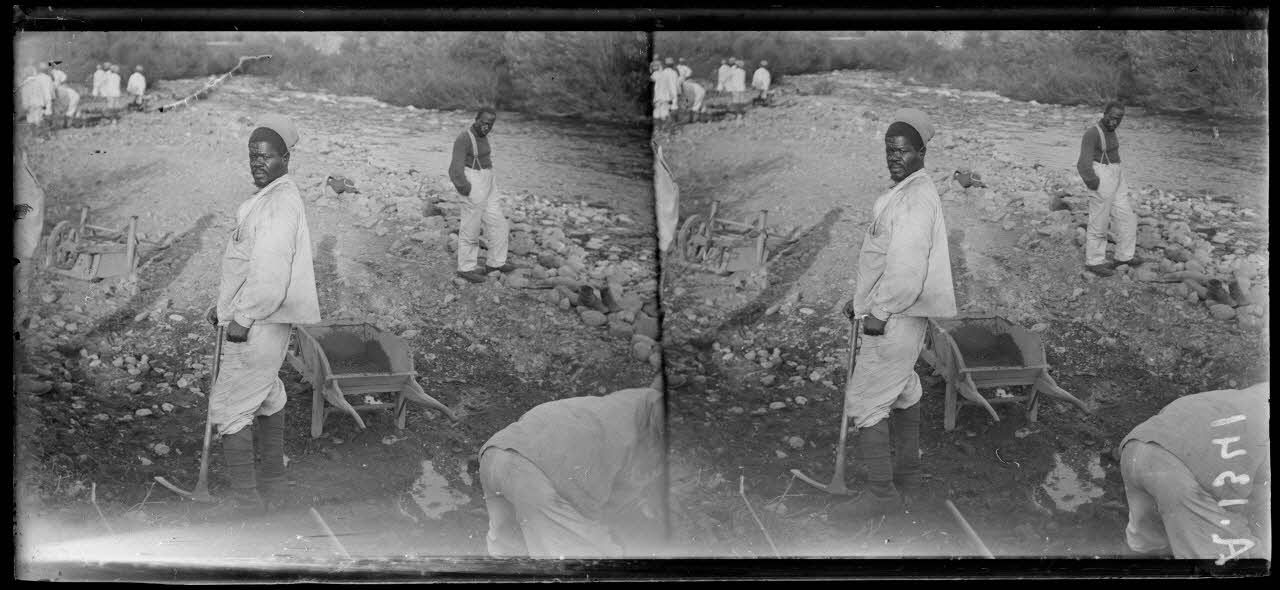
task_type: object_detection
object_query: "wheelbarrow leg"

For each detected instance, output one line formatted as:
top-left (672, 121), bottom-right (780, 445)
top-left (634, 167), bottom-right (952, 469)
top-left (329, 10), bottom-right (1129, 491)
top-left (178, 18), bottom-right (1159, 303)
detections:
top-left (1026, 386), bottom-right (1042, 423)
top-left (401, 379), bottom-right (458, 421)
top-left (394, 393), bottom-right (409, 430)
top-left (960, 375), bottom-right (1000, 423)
top-left (755, 210), bottom-right (768, 267)
top-left (311, 380), bottom-right (325, 438)
top-left (329, 381), bottom-right (368, 431)
top-left (944, 381), bottom-right (958, 432)
top-left (125, 216), bottom-right (138, 279)
top-left (1035, 371), bottom-right (1091, 415)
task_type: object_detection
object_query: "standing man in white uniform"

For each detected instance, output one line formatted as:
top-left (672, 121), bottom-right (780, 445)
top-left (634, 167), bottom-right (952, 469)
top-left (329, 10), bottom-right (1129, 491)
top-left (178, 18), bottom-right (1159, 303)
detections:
top-left (204, 114), bottom-right (321, 519)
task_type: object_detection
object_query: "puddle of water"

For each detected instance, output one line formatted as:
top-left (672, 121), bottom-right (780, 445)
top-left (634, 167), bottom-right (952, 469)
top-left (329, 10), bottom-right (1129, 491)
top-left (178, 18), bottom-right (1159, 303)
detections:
top-left (1040, 452), bottom-right (1106, 513)
top-left (409, 460), bottom-right (471, 520)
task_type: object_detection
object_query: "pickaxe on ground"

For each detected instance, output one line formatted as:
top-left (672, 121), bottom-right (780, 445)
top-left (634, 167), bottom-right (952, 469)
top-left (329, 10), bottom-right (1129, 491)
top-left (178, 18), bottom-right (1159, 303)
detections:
top-left (154, 324), bottom-right (224, 503)
top-left (790, 315), bottom-right (864, 495)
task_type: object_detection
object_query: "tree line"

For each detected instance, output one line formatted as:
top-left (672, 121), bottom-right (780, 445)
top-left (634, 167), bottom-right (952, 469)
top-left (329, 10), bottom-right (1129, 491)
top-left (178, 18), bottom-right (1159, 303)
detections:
top-left (16, 31), bottom-right (652, 122)
top-left (656, 30), bottom-right (1267, 117)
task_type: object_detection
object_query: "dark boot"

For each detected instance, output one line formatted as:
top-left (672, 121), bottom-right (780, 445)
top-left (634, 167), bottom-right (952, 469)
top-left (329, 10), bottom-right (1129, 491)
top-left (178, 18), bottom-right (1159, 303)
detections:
top-left (255, 413), bottom-right (289, 508)
top-left (891, 404), bottom-right (923, 505)
top-left (830, 420), bottom-right (902, 524)
top-left (204, 427), bottom-right (265, 521)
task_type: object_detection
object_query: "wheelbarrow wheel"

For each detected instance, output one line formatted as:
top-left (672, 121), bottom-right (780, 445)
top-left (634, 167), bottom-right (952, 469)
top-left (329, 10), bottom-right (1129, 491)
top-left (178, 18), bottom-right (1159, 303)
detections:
top-left (676, 213), bottom-right (709, 265)
top-left (44, 221), bottom-right (79, 270)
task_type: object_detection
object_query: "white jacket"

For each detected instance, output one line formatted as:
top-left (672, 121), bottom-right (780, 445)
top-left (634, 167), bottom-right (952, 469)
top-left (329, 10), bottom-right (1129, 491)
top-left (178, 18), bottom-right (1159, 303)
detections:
top-left (35, 73), bottom-right (55, 109)
top-left (853, 169), bottom-right (957, 320)
top-left (92, 69), bottom-right (105, 96)
top-left (217, 174), bottom-right (321, 328)
top-left (752, 67), bottom-right (771, 91)
top-left (652, 68), bottom-right (681, 104)
top-left (19, 76), bottom-right (50, 111)
top-left (127, 72), bottom-right (146, 95)
top-left (676, 64), bottom-right (692, 80)
top-left (727, 67), bottom-right (746, 92)
top-left (101, 72), bottom-right (121, 98)
top-left (716, 65), bottom-right (730, 91)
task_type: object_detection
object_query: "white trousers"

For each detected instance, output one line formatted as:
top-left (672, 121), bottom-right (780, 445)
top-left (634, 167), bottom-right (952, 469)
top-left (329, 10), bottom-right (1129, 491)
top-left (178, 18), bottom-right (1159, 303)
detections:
top-left (1121, 440), bottom-right (1269, 562)
top-left (457, 167), bottom-right (508, 272)
top-left (1085, 162), bottom-right (1138, 266)
top-left (480, 447), bottom-right (622, 558)
top-left (844, 315), bottom-right (929, 429)
top-left (210, 322), bottom-right (292, 436)
top-left (653, 99), bottom-right (671, 120)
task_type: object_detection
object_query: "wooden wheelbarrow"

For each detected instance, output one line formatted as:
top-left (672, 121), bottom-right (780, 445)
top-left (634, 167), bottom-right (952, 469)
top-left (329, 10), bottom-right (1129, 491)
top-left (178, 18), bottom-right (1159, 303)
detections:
top-left (676, 200), bottom-right (806, 274)
top-left (919, 316), bottom-right (1091, 431)
top-left (43, 206), bottom-right (172, 282)
top-left (287, 320), bottom-right (457, 438)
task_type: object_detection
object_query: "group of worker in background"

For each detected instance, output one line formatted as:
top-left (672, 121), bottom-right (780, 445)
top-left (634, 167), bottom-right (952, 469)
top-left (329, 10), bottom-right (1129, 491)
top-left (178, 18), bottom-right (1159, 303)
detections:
top-left (650, 54), bottom-right (771, 129)
top-left (16, 59), bottom-right (147, 138)
top-left (91, 61), bottom-right (149, 110)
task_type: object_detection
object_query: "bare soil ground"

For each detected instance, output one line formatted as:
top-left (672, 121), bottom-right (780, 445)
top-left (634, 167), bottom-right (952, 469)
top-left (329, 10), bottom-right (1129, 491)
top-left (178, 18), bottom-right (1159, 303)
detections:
top-left (14, 75), bottom-right (663, 571)
top-left (658, 70), bottom-right (1268, 558)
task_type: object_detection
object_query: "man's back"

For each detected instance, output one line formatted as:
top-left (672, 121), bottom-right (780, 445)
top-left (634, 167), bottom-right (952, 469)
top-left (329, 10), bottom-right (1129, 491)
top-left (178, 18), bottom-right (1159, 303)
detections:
top-left (1124, 383), bottom-right (1269, 503)
top-left (482, 389), bottom-right (663, 518)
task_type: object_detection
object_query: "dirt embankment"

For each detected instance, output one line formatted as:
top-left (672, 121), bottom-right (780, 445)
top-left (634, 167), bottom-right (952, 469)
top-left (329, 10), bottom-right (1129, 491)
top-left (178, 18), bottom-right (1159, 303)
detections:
top-left (14, 75), bottom-right (663, 565)
top-left (658, 70), bottom-right (1268, 558)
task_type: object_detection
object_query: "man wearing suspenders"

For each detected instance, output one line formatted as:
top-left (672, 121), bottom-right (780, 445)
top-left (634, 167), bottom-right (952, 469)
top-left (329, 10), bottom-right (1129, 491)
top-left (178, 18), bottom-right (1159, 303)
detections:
top-left (449, 108), bottom-right (515, 283)
top-left (1077, 102), bottom-right (1144, 277)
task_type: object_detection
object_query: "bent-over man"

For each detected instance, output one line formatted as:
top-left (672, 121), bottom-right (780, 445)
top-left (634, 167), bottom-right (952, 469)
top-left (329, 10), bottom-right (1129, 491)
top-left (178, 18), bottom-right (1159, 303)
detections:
top-left (1118, 382), bottom-right (1270, 563)
top-left (834, 108), bottom-right (957, 523)
top-left (204, 114), bottom-right (321, 519)
top-left (679, 78), bottom-right (706, 124)
top-left (449, 108), bottom-right (516, 283)
top-left (480, 387), bottom-right (666, 558)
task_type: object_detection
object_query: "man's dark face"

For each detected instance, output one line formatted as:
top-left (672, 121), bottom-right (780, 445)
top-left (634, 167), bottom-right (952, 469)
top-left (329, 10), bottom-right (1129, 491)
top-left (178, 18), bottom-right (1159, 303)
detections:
top-left (885, 135), bottom-right (925, 183)
top-left (1101, 107), bottom-right (1124, 132)
top-left (248, 140), bottom-right (289, 188)
top-left (473, 113), bottom-right (496, 138)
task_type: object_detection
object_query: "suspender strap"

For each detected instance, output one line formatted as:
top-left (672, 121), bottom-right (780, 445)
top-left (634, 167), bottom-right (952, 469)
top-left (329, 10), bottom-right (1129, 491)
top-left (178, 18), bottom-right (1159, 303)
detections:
top-left (467, 129), bottom-right (483, 171)
top-left (1095, 124), bottom-right (1111, 165)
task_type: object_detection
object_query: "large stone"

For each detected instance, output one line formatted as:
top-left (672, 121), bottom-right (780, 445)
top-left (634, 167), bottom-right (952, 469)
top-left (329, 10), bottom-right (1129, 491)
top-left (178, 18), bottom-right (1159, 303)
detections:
top-left (509, 232), bottom-right (537, 256)
top-left (633, 313), bottom-right (660, 340)
top-left (579, 309), bottom-right (607, 327)
top-left (410, 229), bottom-right (444, 243)
top-left (1238, 314), bottom-right (1265, 332)
top-left (1136, 225), bottom-right (1161, 250)
top-left (608, 320), bottom-right (633, 338)
top-left (618, 294), bottom-right (645, 314)
top-left (1209, 304), bottom-right (1236, 321)
top-left (1164, 245), bottom-right (1190, 263)
top-left (632, 339), bottom-right (654, 361)
top-left (538, 252), bottom-right (564, 269)
top-left (556, 265), bottom-right (579, 281)
top-left (393, 197), bottom-right (427, 220)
